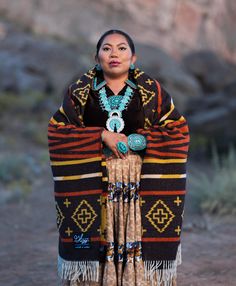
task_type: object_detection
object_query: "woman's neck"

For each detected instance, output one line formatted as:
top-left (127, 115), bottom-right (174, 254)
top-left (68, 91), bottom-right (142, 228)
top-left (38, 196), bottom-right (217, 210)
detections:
top-left (103, 73), bottom-right (128, 95)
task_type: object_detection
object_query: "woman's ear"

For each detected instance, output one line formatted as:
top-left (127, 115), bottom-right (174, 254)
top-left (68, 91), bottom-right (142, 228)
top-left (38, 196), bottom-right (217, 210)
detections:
top-left (132, 54), bottom-right (137, 64)
top-left (94, 54), bottom-right (99, 64)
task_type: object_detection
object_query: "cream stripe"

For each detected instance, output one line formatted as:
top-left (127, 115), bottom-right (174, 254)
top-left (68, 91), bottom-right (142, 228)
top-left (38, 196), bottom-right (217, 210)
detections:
top-left (159, 100), bottom-right (174, 123)
top-left (143, 158), bottom-right (187, 164)
top-left (59, 106), bottom-right (70, 122)
top-left (59, 106), bottom-right (66, 116)
top-left (53, 172), bottom-right (102, 181)
top-left (51, 157), bottom-right (102, 166)
top-left (141, 174), bottom-right (186, 179)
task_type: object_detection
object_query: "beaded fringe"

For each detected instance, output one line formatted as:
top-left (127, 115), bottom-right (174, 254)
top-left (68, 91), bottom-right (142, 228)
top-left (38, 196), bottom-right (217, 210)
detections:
top-left (58, 244), bottom-right (181, 285)
top-left (144, 244), bottom-right (182, 286)
top-left (58, 256), bottom-right (100, 282)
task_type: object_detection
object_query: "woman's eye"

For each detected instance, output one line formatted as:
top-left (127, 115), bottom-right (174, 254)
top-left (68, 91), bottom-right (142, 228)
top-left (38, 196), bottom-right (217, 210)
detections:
top-left (119, 47), bottom-right (127, 51)
top-left (103, 47), bottom-right (110, 51)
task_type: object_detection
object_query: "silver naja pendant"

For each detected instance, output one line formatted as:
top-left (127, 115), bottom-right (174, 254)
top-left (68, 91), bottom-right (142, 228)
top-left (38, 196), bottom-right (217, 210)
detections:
top-left (106, 110), bottom-right (125, 133)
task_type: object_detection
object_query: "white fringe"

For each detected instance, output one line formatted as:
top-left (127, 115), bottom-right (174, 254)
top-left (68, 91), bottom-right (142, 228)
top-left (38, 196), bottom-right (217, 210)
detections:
top-left (58, 255), bottom-right (100, 282)
top-left (144, 244), bottom-right (182, 286)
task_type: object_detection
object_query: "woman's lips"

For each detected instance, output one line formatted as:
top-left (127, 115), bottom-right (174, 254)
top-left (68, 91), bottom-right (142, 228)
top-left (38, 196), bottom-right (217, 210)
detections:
top-left (109, 61), bottom-right (121, 67)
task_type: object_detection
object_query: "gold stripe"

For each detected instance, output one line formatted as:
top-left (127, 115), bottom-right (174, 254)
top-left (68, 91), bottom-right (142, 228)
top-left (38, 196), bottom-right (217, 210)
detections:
top-left (50, 117), bottom-right (58, 124)
top-left (53, 172), bottom-right (102, 181)
top-left (161, 119), bottom-right (175, 127)
top-left (143, 158), bottom-right (187, 164)
top-left (101, 161), bottom-right (107, 167)
top-left (141, 174), bottom-right (186, 179)
top-left (102, 177), bottom-right (108, 182)
top-left (51, 157), bottom-right (102, 166)
top-left (50, 117), bottom-right (65, 126)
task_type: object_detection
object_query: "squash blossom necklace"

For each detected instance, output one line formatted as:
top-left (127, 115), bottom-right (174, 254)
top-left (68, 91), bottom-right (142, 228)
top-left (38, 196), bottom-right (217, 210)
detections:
top-left (99, 85), bottom-right (134, 133)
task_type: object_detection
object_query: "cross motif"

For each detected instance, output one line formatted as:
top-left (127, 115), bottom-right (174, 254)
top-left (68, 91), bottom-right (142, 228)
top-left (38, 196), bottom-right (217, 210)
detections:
top-left (65, 227), bottom-right (73, 237)
top-left (140, 198), bottom-right (146, 206)
top-left (142, 227), bottom-right (147, 235)
top-left (63, 198), bottom-right (71, 208)
top-left (146, 79), bottom-right (154, 85)
top-left (175, 226), bottom-right (181, 236)
top-left (77, 208), bottom-right (92, 224)
top-left (153, 209), bottom-right (168, 224)
top-left (174, 196), bottom-right (182, 206)
top-left (76, 79), bottom-right (83, 84)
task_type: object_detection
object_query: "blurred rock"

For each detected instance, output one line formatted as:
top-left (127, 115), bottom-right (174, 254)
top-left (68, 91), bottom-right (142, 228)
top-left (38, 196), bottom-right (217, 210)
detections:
top-left (136, 44), bottom-right (202, 113)
top-left (0, 51), bottom-right (50, 94)
top-left (0, 22), bottom-right (92, 95)
top-left (182, 51), bottom-right (236, 92)
top-left (1, 0), bottom-right (236, 63)
top-left (186, 81), bottom-right (236, 150)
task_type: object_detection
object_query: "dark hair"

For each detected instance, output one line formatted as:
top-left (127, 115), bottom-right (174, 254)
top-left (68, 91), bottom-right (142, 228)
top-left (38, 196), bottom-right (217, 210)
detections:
top-left (96, 29), bottom-right (135, 56)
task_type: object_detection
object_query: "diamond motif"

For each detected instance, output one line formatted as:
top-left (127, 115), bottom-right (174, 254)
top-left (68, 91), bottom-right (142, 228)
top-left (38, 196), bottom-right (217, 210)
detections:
top-left (71, 200), bottom-right (97, 232)
top-left (145, 200), bottom-right (175, 233)
top-left (55, 202), bottom-right (65, 229)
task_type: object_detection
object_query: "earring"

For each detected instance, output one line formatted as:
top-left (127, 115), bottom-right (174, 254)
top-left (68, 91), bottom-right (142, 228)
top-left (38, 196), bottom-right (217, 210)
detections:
top-left (130, 63), bottom-right (135, 70)
top-left (95, 64), bottom-right (102, 71)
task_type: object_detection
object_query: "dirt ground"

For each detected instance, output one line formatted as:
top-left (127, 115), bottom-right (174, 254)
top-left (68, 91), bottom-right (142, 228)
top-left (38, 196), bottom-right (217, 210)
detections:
top-left (0, 165), bottom-right (236, 286)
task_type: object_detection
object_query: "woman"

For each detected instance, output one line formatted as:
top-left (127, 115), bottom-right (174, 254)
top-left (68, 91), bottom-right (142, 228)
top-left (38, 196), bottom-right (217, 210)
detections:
top-left (48, 30), bottom-right (190, 286)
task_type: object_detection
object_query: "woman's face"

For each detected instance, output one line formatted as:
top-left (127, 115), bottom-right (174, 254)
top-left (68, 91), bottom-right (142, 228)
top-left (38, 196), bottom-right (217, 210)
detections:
top-left (96, 33), bottom-right (136, 79)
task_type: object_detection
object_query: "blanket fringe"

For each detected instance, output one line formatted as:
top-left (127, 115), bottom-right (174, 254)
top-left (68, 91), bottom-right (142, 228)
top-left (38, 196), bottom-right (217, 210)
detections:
top-left (58, 255), bottom-right (100, 282)
top-left (144, 244), bottom-right (181, 286)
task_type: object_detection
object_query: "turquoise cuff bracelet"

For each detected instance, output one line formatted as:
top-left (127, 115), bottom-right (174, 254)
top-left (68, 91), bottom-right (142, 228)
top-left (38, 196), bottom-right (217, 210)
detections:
top-left (128, 133), bottom-right (147, 151)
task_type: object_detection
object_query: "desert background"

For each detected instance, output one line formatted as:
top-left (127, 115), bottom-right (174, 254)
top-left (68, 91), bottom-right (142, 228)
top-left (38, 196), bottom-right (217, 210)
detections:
top-left (0, 1), bottom-right (236, 285)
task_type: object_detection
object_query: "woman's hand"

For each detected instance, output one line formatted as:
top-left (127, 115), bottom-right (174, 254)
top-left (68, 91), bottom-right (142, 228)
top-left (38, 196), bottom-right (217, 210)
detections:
top-left (102, 130), bottom-right (128, 159)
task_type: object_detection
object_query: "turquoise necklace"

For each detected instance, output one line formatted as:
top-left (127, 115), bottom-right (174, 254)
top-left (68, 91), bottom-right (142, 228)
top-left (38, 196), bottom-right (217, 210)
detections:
top-left (99, 86), bottom-right (134, 133)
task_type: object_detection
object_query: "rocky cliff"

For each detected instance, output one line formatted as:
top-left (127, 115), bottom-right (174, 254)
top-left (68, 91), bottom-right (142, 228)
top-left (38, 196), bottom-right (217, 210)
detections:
top-left (0, 0), bottom-right (235, 62)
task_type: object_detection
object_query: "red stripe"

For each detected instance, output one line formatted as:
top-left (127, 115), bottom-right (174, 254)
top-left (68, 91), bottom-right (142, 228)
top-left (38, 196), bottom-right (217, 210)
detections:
top-left (48, 125), bottom-right (101, 133)
top-left (149, 134), bottom-right (184, 140)
top-left (50, 153), bottom-right (101, 159)
top-left (145, 150), bottom-right (187, 158)
top-left (148, 138), bottom-right (189, 148)
top-left (70, 144), bottom-right (101, 152)
top-left (49, 137), bottom-right (100, 150)
top-left (169, 145), bottom-right (189, 152)
top-left (142, 237), bottom-right (180, 242)
top-left (140, 190), bottom-right (186, 195)
top-left (48, 131), bottom-right (100, 139)
top-left (155, 80), bottom-right (162, 117)
top-left (55, 189), bottom-right (102, 197)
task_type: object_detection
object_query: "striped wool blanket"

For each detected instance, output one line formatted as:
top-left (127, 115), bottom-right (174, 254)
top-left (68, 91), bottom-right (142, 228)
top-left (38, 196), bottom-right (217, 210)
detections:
top-left (48, 67), bottom-right (189, 279)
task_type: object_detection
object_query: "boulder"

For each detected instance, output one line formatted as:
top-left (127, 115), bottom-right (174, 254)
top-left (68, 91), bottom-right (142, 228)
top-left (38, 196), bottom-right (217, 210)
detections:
top-left (182, 51), bottom-right (236, 92)
top-left (186, 81), bottom-right (236, 150)
top-left (136, 44), bottom-right (202, 113)
top-left (0, 22), bottom-right (92, 95)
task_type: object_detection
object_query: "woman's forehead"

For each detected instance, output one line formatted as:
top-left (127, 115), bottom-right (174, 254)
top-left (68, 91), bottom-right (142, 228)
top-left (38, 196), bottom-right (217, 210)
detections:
top-left (101, 34), bottom-right (129, 46)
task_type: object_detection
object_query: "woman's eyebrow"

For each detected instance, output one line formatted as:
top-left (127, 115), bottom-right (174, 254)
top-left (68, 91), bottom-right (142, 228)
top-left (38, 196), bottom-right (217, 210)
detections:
top-left (102, 42), bottom-right (128, 47)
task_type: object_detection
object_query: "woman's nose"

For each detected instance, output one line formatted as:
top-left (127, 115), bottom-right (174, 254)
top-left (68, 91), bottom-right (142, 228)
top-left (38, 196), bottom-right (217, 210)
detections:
top-left (110, 49), bottom-right (118, 57)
